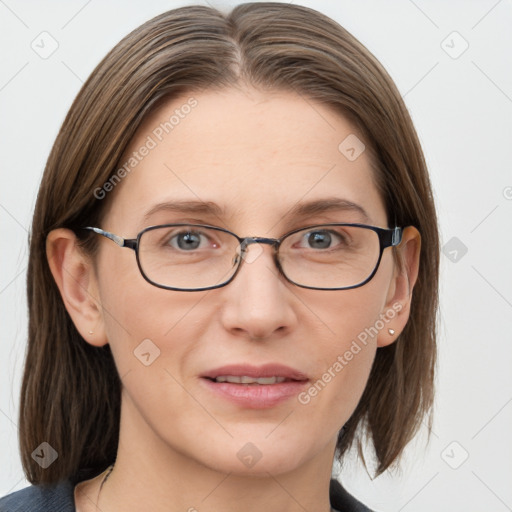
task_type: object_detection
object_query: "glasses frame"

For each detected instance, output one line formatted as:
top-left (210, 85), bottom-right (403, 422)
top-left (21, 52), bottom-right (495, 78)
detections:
top-left (82, 223), bottom-right (403, 292)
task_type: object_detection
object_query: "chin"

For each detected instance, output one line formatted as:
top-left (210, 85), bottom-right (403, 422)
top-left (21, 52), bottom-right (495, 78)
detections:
top-left (189, 437), bottom-right (312, 477)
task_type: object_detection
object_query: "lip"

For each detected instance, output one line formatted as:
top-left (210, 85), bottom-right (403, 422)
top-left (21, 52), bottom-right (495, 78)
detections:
top-left (199, 363), bottom-right (310, 409)
top-left (200, 363), bottom-right (309, 381)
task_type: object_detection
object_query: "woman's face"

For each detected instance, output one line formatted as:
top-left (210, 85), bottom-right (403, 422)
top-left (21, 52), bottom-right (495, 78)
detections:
top-left (89, 87), bottom-right (405, 476)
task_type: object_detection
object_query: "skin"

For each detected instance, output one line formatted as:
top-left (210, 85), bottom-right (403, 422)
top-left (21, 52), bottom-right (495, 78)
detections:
top-left (47, 86), bottom-right (420, 512)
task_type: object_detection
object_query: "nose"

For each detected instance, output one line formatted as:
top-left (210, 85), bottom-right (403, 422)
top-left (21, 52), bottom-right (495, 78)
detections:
top-left (219, 242), bottom-right (298, 340)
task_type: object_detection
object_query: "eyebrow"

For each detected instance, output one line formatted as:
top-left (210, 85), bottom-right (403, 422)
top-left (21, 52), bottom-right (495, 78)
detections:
top-left (143, 200), bottom-right (226, 223)
top-left (142, 197), bottom-right (370, 224)
top-left (286, 197), bottom-right (370, 223)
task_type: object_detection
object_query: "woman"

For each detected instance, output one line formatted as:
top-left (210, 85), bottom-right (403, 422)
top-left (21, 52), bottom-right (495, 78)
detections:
top-left (0, 3), bottom-right (438, 511)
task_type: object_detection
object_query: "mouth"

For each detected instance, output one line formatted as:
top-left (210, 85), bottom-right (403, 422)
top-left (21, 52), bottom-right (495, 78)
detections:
top-left (199, 364), bottom-right (309, 408)
top-left (200, 363), bottom-right (309, 383)
top-left (204, 375), bottom-right (301, 384)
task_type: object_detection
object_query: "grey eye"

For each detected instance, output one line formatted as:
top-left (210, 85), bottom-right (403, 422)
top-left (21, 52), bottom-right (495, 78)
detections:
top-left (172, 231), bottom-right (203, 250)
top-left (306, 231), bottom-right (332, 249)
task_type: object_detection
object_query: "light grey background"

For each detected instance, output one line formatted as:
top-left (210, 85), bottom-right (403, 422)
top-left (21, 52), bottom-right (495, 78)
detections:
top-left (1, 0), bottom-right (511, 510)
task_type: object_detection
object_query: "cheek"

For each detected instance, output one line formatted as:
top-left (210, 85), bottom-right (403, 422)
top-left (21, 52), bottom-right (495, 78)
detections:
top-left (97, 276), bottom-right (209, 434)
top-left (96, 246), bottom-right (207, 374)
top-left (294, 280), bottom-right (391, 423)
top-left (306, 279), bottom-right (389, 352)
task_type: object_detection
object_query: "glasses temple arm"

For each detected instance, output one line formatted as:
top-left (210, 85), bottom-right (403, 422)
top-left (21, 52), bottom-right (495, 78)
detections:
top-left (83, 226), bottom-right (127, 247)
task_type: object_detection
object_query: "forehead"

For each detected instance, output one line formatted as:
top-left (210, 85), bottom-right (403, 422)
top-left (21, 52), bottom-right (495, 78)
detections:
top-left (103, 87), bottom-right (387, 233)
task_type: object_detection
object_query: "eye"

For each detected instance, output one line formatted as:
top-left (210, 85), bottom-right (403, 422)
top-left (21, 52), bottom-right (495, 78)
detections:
top-left (297, 229), bottom-right (347, 250)
top-left (166, 230), bottom-right (216, 251)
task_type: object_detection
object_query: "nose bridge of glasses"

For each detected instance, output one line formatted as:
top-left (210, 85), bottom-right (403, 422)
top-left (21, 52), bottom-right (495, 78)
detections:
top-left (238, 236), bottom-right (279, 265)
top-left (241, 236), bottom-right (279, 248)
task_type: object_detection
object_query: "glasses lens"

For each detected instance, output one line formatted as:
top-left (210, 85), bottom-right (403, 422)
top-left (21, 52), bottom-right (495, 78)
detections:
top-left (279, 225), bottom-right (381, 289)
top-left (138, 225), bottom-right (240, 290)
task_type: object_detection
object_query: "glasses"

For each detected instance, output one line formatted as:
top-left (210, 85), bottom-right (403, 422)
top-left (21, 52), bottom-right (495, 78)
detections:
top-left (82, 223), bottom-right (403, 291)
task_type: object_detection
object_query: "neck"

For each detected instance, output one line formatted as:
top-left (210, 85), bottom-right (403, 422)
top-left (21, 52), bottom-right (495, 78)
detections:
top-left (96, 392), bottom-right (338, 512)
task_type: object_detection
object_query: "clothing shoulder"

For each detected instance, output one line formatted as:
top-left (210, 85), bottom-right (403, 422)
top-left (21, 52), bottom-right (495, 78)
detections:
top-left (0, 480), bottom-right (75, 512)
top-left (330, 478), bottom-right (376, 512)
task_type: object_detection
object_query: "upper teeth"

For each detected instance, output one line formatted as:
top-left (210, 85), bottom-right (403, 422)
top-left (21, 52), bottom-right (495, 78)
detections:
top-left (214, 376), bottom-right (287, 384)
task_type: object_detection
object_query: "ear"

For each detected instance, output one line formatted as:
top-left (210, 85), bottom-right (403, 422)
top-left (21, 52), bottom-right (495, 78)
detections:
top-left (46, 228), bottom-right (108, 347)
top-left (377, 226), bottom-right (421, 348)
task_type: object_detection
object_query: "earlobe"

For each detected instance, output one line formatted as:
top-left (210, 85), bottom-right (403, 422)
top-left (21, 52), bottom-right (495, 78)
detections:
top-left (46, 228), bottom-right (108, 347)
top-left (377, 226), bottom-right (421, 348)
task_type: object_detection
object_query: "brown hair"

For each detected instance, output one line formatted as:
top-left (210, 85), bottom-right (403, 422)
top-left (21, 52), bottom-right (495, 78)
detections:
top-left (21, 2), bottom-right (439, 484)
